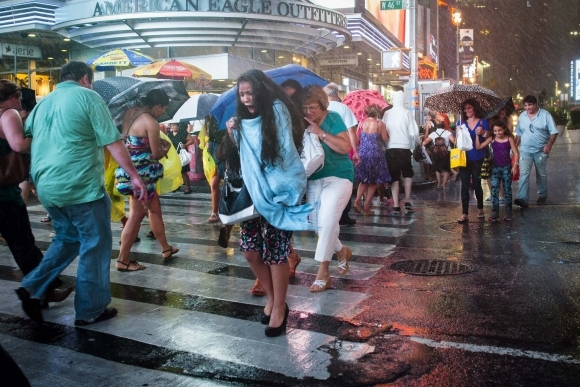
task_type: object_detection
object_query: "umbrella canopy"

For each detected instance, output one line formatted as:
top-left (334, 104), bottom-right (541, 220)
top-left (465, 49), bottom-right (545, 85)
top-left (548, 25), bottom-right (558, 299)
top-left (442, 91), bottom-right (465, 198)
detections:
top-left (166, 93), bottom-right (219, 123)
top-left (484, 96), bottom-right (515, 120)
top-left (93, 76), bottom-right (141, 104)
top-left (342, 90), bottom-right (390, 122)
top-left (210, 64), bottom-right (328, 129)
top-left (87, 49), bottom-right (154, 72)
top-left (108, 80), bottom-right (190, 126)
top-left (425, 84), bottom-right (502, 116)
top-left (133, 59), bottom-right (212, 84)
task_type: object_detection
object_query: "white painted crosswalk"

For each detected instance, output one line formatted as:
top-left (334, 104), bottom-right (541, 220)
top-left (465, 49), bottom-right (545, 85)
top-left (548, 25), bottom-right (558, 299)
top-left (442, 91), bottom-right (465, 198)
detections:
top-left (0, 193), bottom-right (413, 384)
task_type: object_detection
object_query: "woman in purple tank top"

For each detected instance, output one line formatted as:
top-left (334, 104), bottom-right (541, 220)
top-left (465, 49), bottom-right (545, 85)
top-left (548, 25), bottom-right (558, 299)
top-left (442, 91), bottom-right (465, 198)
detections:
top-left (475, 120), bottom-right (519, 222)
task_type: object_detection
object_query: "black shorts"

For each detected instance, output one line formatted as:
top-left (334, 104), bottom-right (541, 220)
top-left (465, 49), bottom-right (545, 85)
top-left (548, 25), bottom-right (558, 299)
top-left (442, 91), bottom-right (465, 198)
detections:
top-left (181, 164), bottom-right (190, 173)
top-left (386, 149), bottom-right (414, 182)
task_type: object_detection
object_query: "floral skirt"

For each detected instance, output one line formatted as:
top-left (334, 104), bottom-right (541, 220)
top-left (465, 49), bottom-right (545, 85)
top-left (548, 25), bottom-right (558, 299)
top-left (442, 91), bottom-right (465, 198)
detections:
top-left (239, 217), bottom-right (292, 265)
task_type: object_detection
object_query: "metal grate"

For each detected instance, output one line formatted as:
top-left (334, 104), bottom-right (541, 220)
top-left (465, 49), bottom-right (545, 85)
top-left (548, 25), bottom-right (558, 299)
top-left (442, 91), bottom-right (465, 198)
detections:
top-left (390, 260), bottom-right (474, 276)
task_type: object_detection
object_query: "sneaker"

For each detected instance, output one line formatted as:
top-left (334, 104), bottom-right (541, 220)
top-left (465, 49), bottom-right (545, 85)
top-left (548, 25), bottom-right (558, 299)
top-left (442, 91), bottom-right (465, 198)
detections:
top-left (484, 196), bottom-right (491, 202)
top-left (75, 307), bottom-right (118, 326)
top-left (404, 202), bottom-right (413, 210)
top-left (504, 211), bottom-right (513, 221)
top-left (15, 287), bottom-right (43, 323)
top-left (393, 207), bottom-right (401, 214)
top-left (339, 216), bottom-right (357, 226)
top-left (536, 197), bottom-right (547, 204)
top-left (488, 211), bottom-right (499, 223)
top-left (514, 198), bottom-right (529, 208)
top-left (499, 197), bottom-right (505, 203)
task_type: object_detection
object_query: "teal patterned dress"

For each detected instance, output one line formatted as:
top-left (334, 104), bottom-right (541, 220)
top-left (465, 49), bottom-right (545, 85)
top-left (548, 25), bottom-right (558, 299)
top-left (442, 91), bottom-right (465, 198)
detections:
top-left (115, 135), bottom-right (163, 198)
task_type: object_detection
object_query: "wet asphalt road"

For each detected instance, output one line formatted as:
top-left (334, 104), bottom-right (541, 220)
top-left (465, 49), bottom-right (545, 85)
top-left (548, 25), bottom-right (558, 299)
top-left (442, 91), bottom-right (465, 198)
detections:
top-left (0, 129), bottom-right (579, 386)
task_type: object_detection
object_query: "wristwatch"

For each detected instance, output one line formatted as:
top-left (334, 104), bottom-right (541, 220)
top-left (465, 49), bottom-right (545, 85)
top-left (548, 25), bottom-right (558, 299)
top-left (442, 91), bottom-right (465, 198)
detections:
top-left (321, 132), bottom-right (327, 141)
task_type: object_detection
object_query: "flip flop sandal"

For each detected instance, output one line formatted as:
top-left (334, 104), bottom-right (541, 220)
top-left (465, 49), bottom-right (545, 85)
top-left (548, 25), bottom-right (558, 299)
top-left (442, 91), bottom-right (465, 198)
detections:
top-left (40, 216), bottom-right (51, 223)
top-left (116, 260), bottom-right (146, 272)
top-left (146, 231), bottom-right (156, 239)
top-left (310, 278), bottom-right (331, 293)
top-left (208, 213), bottom-right (220, 223)
top-left (457, 216), bottom-right (469, 224)
top-left (250, 279), bottom-right (266, 296)
top-left (162, 246), bottom-right (179, 259)
top-left (337, 247), bottom-right (352, 275)
top-left (288, 253), bottom-right (301, 277)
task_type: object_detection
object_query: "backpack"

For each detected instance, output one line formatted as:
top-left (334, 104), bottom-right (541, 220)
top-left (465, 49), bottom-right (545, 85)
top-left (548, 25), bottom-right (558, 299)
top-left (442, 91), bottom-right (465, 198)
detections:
top-left (432, 130), bottom-right (449, 159)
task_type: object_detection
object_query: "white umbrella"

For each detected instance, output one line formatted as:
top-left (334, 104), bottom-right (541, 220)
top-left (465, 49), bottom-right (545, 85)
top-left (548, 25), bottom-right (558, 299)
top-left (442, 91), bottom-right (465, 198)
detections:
top-left (168, 93), bottom-right (219, 122)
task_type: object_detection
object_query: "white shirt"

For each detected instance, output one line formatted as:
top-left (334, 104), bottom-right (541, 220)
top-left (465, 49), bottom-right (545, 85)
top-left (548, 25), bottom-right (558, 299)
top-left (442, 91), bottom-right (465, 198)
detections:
top-left (327, 100), bottom-right (358, 129)
top-left (428, 129), bottom-right (452, 150)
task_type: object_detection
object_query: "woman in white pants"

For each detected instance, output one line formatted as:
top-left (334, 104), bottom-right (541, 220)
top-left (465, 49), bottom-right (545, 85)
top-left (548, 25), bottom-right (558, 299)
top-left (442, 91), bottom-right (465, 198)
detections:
top-left (301, 86), bottom-right (354, 292)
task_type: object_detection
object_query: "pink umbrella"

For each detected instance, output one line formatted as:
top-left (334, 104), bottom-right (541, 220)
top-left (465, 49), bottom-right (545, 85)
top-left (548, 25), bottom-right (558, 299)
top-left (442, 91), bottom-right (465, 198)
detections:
top-left (343, 90), bottom-right (390, 122)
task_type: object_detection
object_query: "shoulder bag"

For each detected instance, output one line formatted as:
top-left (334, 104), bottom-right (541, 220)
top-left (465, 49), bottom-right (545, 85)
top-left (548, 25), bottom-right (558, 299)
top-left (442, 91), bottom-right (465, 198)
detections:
top-left (218, 167), bottom-right (259, 225)
top-left (301, 128), bottom-right (324, 177)
top-left (177, 142), bottom-right (192, 167)
top-left (0, 108), bottom-right (30, 186)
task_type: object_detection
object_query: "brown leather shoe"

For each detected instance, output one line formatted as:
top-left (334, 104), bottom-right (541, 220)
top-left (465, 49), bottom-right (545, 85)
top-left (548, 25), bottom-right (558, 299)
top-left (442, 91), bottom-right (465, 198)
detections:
top-left (46, 286), bottom-right (74, 303)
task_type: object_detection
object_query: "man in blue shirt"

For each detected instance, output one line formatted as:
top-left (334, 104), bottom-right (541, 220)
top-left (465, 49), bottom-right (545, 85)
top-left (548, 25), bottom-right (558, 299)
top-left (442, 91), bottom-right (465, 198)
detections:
top-left (514, 95), bottom-right (558, 208)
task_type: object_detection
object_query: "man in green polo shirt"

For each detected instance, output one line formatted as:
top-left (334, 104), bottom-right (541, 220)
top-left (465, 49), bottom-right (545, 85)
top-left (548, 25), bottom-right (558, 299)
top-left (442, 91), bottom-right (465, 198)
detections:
top-left (16, 61), bottom-right (147, 325)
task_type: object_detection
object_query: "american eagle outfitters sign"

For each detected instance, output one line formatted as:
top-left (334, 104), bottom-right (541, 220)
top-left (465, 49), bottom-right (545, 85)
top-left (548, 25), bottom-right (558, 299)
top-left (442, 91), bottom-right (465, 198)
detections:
top-left (56, 0), bottom-right (347, 29)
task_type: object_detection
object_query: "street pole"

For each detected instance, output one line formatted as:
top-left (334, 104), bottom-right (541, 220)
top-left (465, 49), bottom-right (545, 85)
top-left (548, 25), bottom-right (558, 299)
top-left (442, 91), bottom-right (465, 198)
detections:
top-left (456, 24), bottom-right (460, 83)
top-left (409, 0), bottom-right (419, 123)
top-left (436, 1), bottom-right (439, 72)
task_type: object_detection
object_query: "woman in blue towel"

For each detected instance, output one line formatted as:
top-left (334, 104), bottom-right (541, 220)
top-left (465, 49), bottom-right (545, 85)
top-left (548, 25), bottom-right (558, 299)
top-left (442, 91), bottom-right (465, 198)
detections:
top-left (234, 69), bottom-right (311, 337)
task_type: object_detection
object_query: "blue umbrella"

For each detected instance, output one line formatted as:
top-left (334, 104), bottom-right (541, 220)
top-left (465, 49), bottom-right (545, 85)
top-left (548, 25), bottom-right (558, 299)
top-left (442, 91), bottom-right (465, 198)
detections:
top-left (93, 76), bottom-right (141, 104)
top-left (87, 48), bottom-right (154, 72)
top-left (210, 64), bottom-right (329, 129)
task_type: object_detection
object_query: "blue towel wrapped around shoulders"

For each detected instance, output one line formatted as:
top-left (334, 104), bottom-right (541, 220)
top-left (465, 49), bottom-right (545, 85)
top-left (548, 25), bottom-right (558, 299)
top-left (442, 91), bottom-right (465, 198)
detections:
top-left (237, 100), bottom-right (314, 231)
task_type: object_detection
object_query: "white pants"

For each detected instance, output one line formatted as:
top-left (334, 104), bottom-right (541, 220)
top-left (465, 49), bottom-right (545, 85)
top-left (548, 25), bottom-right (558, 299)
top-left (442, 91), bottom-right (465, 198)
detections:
top-left (307, 176), bottom-right (353, 262)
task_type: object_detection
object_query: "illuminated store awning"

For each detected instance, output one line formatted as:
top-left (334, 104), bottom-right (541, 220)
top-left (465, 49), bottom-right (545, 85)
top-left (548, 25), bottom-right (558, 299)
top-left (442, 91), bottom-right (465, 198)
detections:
top-left (51, 0), bottom-right (350, 57)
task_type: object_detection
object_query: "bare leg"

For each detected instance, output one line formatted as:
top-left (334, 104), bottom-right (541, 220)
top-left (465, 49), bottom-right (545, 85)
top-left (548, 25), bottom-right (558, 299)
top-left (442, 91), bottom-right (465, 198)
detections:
top-left (391, 180), bottom-right (400, 208)
top-left (377, 184), bottom-right (385, 204)
top-left (182, 172), bottom-right (191, 192)
top-left (436, 171), bottom-right (442, 187)
top-left (442, 171), bottom-right (450, 188)
top-left (210, 174), bottom-right (220, 213)
top-left (355, 183), bottom-right (366, 206)
top-left (244, 251), bottom-right (274, 314)
top-left (147, 195), bottom-right (174, 255)
top-left (268, 264), bottom-right (289, 328)
top-left (403, 177), bottom-right (413, 203)
top-left (363, 184), bottom-right (377, 212)
top-left (117, 197), bottom-right (146, 269)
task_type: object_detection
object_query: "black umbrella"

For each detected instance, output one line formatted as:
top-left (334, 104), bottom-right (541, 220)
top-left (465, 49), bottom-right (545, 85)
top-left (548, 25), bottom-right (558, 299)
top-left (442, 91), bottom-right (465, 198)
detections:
top-left (93, 76), bottom-right (141, 104)
top-left (484, 97), bottom-right (515, 120)
top-left (425, 84), bottom-right (502, 114)
top-left (108, 80), bottom-right (190, 126)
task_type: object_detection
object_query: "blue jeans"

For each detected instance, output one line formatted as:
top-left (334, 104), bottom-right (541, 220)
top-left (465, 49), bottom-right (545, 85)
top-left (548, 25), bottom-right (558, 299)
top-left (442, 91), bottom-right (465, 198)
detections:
top-left (491, 165), bottom-right (512, 213)
top-left (516, 151), bottom-right (548, 202)
top-left (21, 194), bottom-right (112, 321)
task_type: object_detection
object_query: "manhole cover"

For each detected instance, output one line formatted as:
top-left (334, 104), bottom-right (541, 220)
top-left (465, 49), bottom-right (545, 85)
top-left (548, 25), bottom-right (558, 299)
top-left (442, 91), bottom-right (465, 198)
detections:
top-left (390, 260), bottom-right (474, 276)
top-left (440, 222), bottom-right (518, 235)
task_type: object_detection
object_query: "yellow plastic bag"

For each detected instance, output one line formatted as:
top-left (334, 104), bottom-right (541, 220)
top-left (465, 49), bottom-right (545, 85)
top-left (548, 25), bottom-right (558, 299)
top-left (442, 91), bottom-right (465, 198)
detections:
top-left (450, 148), bottom-right (467, 169)
top-left (104, 149), bottom-right (127, 223)
top-left (156, 131), bottom-right (183, 195)
top-left (198, 122), bottom-right (217, 183)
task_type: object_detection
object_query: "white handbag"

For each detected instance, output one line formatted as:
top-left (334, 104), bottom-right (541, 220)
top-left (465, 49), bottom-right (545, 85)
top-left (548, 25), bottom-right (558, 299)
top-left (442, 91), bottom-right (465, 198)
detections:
top-left (301, 128), bottom-right (325, 177)
top-left (456, 124), bottom-right (473, 151)
top-left (177, 142), bottom-right (192, 167)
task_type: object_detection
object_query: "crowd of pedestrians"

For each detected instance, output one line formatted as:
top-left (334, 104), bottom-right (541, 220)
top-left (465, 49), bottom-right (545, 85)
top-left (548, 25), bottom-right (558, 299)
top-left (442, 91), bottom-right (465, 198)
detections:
top-left (0, 60), bottom-right (559, 346)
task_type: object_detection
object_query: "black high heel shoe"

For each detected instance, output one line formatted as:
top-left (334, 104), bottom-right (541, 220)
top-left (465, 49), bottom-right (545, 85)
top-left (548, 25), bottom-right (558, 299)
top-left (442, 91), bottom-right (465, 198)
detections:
top-left (260, 313), bottom-right (270, 325)
top-left (265, 303), bottom-right (289, 337)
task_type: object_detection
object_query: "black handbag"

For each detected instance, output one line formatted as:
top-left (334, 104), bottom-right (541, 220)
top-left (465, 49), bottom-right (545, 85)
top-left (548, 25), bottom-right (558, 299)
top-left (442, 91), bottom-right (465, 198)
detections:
top-left (218, 169), bottom-right (259, 225)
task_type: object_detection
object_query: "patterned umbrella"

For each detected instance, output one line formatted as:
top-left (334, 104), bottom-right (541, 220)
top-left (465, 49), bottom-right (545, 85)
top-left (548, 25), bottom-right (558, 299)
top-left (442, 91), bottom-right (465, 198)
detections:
top-left (484, 96), bottom-right (515, 120)
top-left (167, 93), bottom-right (219, 122)
top-left (342, 90), bottom-right (390, 122)
top-left (133, 59), bottom-right (212, 86)
top-left (108, 80), bottom-right (190, 126)
top-left (210, 64), bottom-right (328, 129)
top-left (87, 49), bottom-right (154, 72)
top-left (93, 76), bottom-right (141, 104)
top-left (425, 84), bottom-right (502, 114)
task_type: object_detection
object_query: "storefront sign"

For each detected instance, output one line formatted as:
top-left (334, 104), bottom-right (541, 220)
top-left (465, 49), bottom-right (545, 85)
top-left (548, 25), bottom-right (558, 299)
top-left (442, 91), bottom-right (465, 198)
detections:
top-left (56, 0), bottom-right (348, 29)
top-left (0, 43), bottom-right (42, 59)
top-left (418, 60), bottom-right (437, 80)
top-left (319, 54), bottom-right (358, 66)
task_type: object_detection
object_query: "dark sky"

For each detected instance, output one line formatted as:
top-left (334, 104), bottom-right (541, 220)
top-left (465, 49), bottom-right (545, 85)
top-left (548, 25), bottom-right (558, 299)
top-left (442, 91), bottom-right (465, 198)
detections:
top-left (436, 0), bottom-right (579, 101)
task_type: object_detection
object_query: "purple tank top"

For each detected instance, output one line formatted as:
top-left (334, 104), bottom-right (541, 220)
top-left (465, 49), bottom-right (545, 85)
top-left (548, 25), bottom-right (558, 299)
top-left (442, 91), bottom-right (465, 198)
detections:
top-left (491, 140), bottom-right (511, 167)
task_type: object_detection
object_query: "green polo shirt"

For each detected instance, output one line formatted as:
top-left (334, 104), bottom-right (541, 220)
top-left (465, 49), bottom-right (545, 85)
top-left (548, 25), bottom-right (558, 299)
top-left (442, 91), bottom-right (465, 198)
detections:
top-left (25, 81), bottom-right (121, 207)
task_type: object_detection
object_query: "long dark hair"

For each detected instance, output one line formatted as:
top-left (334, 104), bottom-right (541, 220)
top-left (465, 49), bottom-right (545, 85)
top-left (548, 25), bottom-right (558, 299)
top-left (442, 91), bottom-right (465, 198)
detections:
top-left (490, 119), bottom-right (512, 138)
top-left (460, 98), bottom-right (486, 123)
top-left (235, 69), bottom-right (304, 169)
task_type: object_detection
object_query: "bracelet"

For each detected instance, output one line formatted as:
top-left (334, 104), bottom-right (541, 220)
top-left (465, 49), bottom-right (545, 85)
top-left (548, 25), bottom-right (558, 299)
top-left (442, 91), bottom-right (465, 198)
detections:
top-left (320, 132), bottom-right (326, 141)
